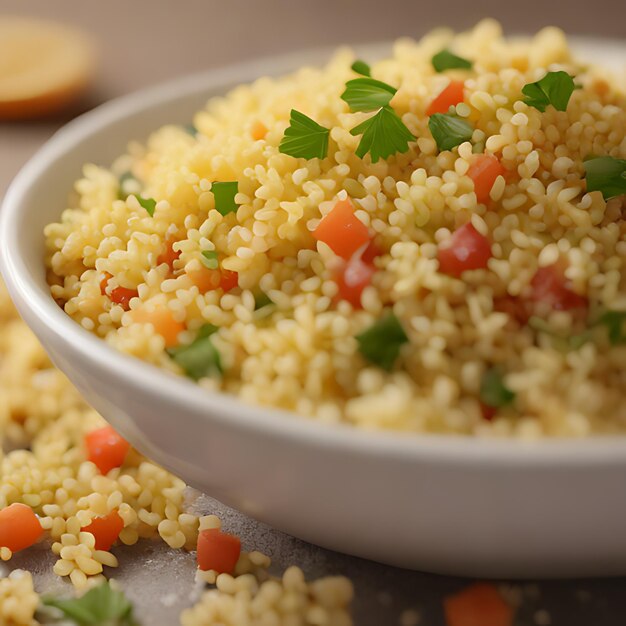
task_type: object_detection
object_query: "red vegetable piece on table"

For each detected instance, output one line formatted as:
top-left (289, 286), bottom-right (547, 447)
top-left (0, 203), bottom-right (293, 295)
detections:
top-left (426, 80), bottom-right (465, 116)
top-left (530, 263), bottom-right (588, 311)
top-left (0, 503), bottom-right (43, 553)
top-left (334, 256), bottom-right (376, 309)
top-left (438, 223), bottom-right (492, 277)
top-left (468, 154), bottom-right (506, 204)
top-left (444, 582), bottom-right (513, 626)
top-left (85, 426), bottom-right (130, 475)
top-left (83, 510), bottom-right (124, 551)
top-left (313, 198), bottom-right (370, 260)
top-left (197, 528), bottom-right (241, 573)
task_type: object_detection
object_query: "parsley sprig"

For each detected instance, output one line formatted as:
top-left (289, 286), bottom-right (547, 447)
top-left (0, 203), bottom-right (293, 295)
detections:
top-left (211, 181), bottom-right (239, 216)
top-left (201, 250), bottom-right (219, 270)
top-left (341, 78), bottom-right (396, 111)
top-left (428, 113), bottom-right (473, 151)
top-left (351, 60), bottom-right (371, 77)
top-left (136, 196), bottom-right (156, 217)
top-left (167, 324), bottom-right (222, 380)
top-left (279, 110), bottom-right (330, 160)
top-left (521, 71), bottom-right (576, 112)
top-left (356, 313), bottom-right (408, 371)
top-left (432, 49), bottom-right (473, 72)
top-left (583, 156), bottom-right (626, 200)
top-left (479, 369), bottom-right (515, 408)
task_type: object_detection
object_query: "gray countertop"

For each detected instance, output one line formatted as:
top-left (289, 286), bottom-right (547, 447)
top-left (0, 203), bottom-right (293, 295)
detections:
top-left (1, 1), bottom-right (626, 623)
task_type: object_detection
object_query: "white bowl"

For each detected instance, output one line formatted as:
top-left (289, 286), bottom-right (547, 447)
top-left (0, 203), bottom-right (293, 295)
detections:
top-left (2, 39), bottom-right (626, 578)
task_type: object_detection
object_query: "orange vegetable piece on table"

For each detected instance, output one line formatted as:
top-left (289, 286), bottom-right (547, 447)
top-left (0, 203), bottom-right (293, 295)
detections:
top-left (468, 154), bottom-right (506, 204)
top-left (444, 583), bottom-right (513, 626)
top-left (0, 503), bottom-right (43, 553)
top-left (197, 528), bottom-right (241, 573)
top-left (313, 198), bottom-right (370, 260)
top-left (83, 510), bottom-right (124, 551)
top-left (438, 223), bottom-right (492, 277)
top-left (131, 307), bottom-right (186, 348)
top-left (85, 426), bottom-right (130, 475)
top-left (426, 80), bottom-right (465, 116)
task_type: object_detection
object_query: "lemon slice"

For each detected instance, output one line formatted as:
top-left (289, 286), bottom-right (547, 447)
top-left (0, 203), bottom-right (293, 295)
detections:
top-left (0, 16), bottom-right (96, 120)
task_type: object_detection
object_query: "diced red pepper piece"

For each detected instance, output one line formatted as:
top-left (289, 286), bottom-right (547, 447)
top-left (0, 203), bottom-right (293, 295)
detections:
top-left (100, 272), bottom-right (112, 296)
top-left (334, 257), bottom-right (376, 309)
top-left (313, 198), bottom-right (370, 260)
top-left (468, 154), bottom-right (506, 204)
top-left (110, 287), bottom-right (138, 311)
top-left (157, 236), bottom-right (181, 271)
top-left (361, 240), bottom-right (382, 265)
top-left (530, 264), bottom-right (588, 311)
top-left (197, 528), bottom-right (241, 573)
top-left (426, 80), bottom-right (465, 116)
top-left (85, 426), bottom-right (130, 475)
top-left (83, 510), bottom-right (124, 551)
top-left (0, 503), bottom-right (43, 553)
top-left (437, 223), bottom-right (492, 277)
top-left (219, 269), bottom-right (239, 293)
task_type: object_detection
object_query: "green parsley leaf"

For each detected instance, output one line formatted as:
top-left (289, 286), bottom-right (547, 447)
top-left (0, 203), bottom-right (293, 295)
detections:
top-left (432, 49), bottom-right (473, 72)
top-left (118, 172), bottom-right (140, 200)
top-left (521, 71), bottom-right (576, 112)
top-left (42, 581), bottom-right (138, 626)
top-left (183, 123), bottom-right (198, 136)
top-left (211, 181), bottom-right (239, 216)
top-left (428, 113), bottom-right (473, 151)
top-left (341, 77), bottom-right (397, 112)
top-left (254, 292), bottom-right (273, 310)
top-left (136, 196), bottom-right (156, 217)
top-left (583, 156), bottom-right (626, 200)
top-left (201, 250), bottom-right (219, 270)
top-left (279, 109), bottom-right (330, 160)
top-left (167, 324), bottom-right (222, 381)
top-left (479, 369), bottom-right (515, 408)
top-left (599, 310), bottom-right (626, 345)
top-left (355, 313), bottom-right (408, 371)
top-left (351, 60), bottom-right (371, 77)
top-left (350, 106), bottom-right (415, 163)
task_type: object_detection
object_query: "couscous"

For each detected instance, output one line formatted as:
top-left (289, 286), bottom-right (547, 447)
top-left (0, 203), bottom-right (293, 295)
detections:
top-left (44, 21), bottom-right (626, 437)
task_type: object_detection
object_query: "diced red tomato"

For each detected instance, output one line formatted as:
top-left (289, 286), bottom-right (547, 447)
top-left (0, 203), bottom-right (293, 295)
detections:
top-left (219, 269), bottom-right (239, 292)
top-left (188, 267), bottom-right (238, 294)
top-left (197, 528), bottom-right (241, 573)
top-left (334, 257), bottom-right (375, 309)
top-left (468, 154), bottom-right (506, 204)
top-left (444, 583), bottom-right (513, 626)
top-left (438, 223), bottom-right (492, 277)
top-left (530, 263), bottom-right (588, 312)
top-left (110, 287), bottom-right (139, 311)
top-left (313, 198), bottom-right (370, 260)
top-left (0, 503), bottom-right (43, 553)
top-left (426, 80), bottom-right (465, 116)
top-left (83, 510), bottom-right (124, 551)
top-left (157, 235), bottom-right (181, 272)
top-left (85, 426), bottom-right (130, 475)
top-left (361, 240), bottom-right (382, 264)
top-left (480, 403), bottom-right (498, 422)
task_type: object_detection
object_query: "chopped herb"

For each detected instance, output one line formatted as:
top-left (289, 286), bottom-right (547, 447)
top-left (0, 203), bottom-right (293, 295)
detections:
top-left (167, 324), bottom-right (222, 381)
top-left (279, 109), bottom-right (330, 160)
top-left (355, 313), bottom-right (408, 371)
top-left (432, 49), bottom-right (473, 72)
top-left (428, 113), bottom-right (473, 151)
top-left (211, 181), bottom-right (239, 216)
top-left (341, 77), bottom-right (396, 112)
top-left (42, 581), bottom-right (138, 626)
top-left (599, 310), bottom-right (626, 345)
top-left (201, 250), bottom-right (219, 270)
top-left (184, 123), bottom-right (198, 136)
top-left (583, 156), bottom-right (626, 200)
top-left (351, 60), bottom-right (371, 77)
top-left (479, 369), bottom-right (515, 408)
top-left (529, 317), bottom-right (593, 351)
top-left (118, 172), bottom-right (139, 200)
top-left (521, 71), bottom-right (576, 112)
top-left (136, 196), bottom-right (156, 217)
top-left (254, 292), bottom-right (273, 310)
top-left (350, 106), bottom-right (415, 163)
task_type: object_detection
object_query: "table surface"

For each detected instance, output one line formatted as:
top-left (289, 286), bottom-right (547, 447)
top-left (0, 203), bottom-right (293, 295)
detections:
top-left (2, 1), bottom-right (626, 624)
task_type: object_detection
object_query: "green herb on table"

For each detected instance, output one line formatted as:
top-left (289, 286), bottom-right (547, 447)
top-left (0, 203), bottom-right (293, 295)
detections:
top-left (201, 250), bottom-right (219, 270)
top-left (355, 313), bottom-right (408, 371)
top-left (479, 369), bottom-right (515, 408)
top-left (431, 49), bottom-right (473, 72)
top-left (350, 106), bottom-right (415, 163)
top-left (341, 77), bottom-right (396, 112)
top-left (521, 71), bottom-right (576, 112)
top-left (41, 581), bottom-right (138, 626)
top-left (211, 181), bottom-right (239, 216)
top-left (136, 196), bottom-right (157, 217)
top-left (583, 156), bottom-right (626, 200)
top-left (428, 112), bottom-right (473, 151)
top-left (167, 324), bottom-right (222, 380)
top-left (351, 60), bottom-right (371, 77)
top-left (279, 109), bottom-right (330, 160)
